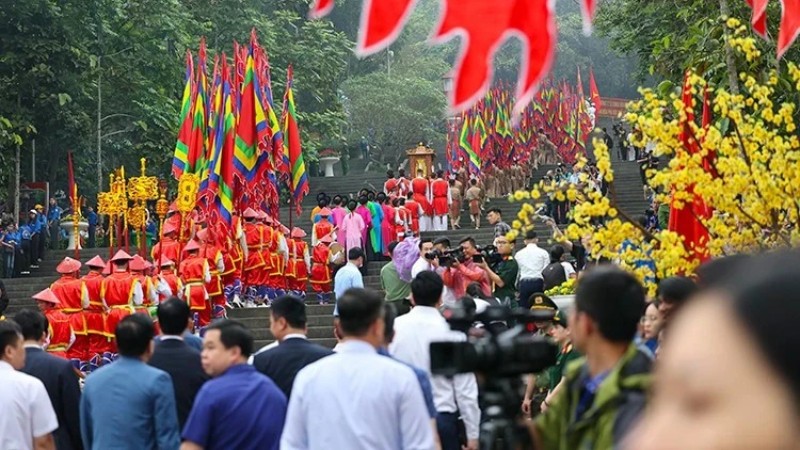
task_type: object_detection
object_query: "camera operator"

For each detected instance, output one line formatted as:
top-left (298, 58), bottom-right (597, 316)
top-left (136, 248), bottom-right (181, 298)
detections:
top-left (411, 238), bottom-right (456, 308)
top-left (391, 271), bottom-right (481, 450)
top-left (529, 265), bottom-right (652, 450)
top-left (475, 235), bottom-right (518, 308)
top-left (442, 237), bottom-right (491, 299)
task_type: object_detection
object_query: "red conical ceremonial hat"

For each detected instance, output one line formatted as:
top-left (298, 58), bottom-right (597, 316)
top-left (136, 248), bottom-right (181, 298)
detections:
top-left (184, 239), bottom-right (201, 252)
top-left (243, 208), bottom-right (259, 219)
top-left (279, 224), bottom-right (290, 235)
top-left (159, 258), bottom-right (175, 267)
top-left (319, 234), bottom-right (334, 244)
top-left (163, 221), bottom-right (178, 235)
top-left (85, 255), bottom-right (106, 268)
top-left (111, 249), bottom-right (133, 262)
top-left (56, 257), bottom-right (82, 274)
top-left (32, 288), bottom-right (60, 305)
top-left (129, 255), bottom-right (146, 272)
top-left (196, 228), bottom-right (209, 242)
top-left (318, 207), bottom-right (333, 216)
top-left (291, 227), bottom-right (307, 238)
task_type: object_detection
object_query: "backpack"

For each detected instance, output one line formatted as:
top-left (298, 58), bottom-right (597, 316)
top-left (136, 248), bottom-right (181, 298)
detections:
top-left (542, 262), bottom-right (567, 291)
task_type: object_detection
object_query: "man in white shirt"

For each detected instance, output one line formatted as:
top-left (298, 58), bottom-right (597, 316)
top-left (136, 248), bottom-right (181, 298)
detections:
top-left (515, 230), bottom-right (551, 309)
top-left (333, 248), bottom-right (365, 316)
top-left (412, 238), bottom-right (456, 308)
top-left (282, 288), bottom-right (435, 450)
top-left (0, 320), bottom-right (58, 450)
top-left (391, 271), bottom-right (481, 450)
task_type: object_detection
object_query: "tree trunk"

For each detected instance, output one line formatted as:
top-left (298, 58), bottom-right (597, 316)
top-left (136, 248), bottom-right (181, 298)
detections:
top-left (719, 0), bottom-right (741, 94)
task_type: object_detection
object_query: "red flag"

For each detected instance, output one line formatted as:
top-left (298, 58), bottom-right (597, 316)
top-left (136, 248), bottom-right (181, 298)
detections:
top-left (67, 151), bottom-right (76, 208)
top-left (580, 0), bottom-right (597, 33)
top-left (589, 68), bottom-right (602, 114)
top-left (669, 71), bottom-right (710, 264)
top-left (746, 0), bottom-right (800, 57)
top-left (746, 0), bottom-right (769, 38)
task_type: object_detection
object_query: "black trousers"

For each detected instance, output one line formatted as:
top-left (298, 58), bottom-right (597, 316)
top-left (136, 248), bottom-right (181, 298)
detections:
top-left (518, 278), bottom-right (544, 309)
top-left (437, 412), bottom-right (463, 450)
top-left (30, 234), bottom-right (40, 264)
top-left (88, 225), bottom-right (96, 248)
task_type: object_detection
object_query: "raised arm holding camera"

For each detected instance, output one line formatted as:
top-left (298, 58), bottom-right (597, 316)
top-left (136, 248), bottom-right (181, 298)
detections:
top-left (478, 236), bottom-right (518, 308)
top-left (442, 238), bottom-right (490, 299)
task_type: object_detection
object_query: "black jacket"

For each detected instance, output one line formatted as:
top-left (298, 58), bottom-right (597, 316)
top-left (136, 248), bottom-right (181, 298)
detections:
top-left (22, 347), bottom-right (83, 450)
top-left (148, 337), bottom-right (209, 428)
top-left (252, 337), bottom-right (334, 398)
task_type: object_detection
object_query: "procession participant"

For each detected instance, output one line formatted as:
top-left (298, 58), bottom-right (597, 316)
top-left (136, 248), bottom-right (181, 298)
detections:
top-left (311, 207), bottom-right (335, 246)
top-left (270, 223), bottom-right (291, 299)
top-left (404, 193), bottom-right (421, 236)
top-left (340, 200), bottom-right (366, 254)
top-left (355, 195), bottom-right (373, 253)
top-left (198, 228), bottom-right (226, 319)
top-left (381, 195), bottom-right (399, 256)
top-left (255, 211), bottom-right (277, 303)
top-left (465, 178), bottom-right (483, 229)
top-left (384, 170), bottom-right (399, 197)
top-left (102, 250), bottom-right (143, 360)
top-left (242, 208), bottom-right (266, 305)
top-left (310, 234), bottom-right (337, 305)
top-left (309, 195), bottom-right (330, 224)
top-left (395, 197), bottom-right (410, 240)
top-left (129, 256), bottom-right (158, 309)
top-left (330, 196), bottom-right (348, 228)
top-left (179, 240), bottom-right (211, 327)
top-left (431, 170), bottom-right (452, 231)
top-left (366, 192), bottom-right (384, 261)
top-left (286, 227), bottom-right (310, 299)
top-left (157, 258), bottom-right (182, 302)
top-left (82, 255), bottom-right (109, 371)
top-left (151, 222), bottom-right (181, 270)
top-left (397, 169), bottom-right (411, 197)
top-left (33, 288), bottom-right (74, 359)
top-left (449, 178), bottom-right (463, 230)
top-left (50, 257), bottom-right (89, 371)
top-left (221, 217), bottom-right (245, 308)
top-left (411, 168), bottom-right (433, 232)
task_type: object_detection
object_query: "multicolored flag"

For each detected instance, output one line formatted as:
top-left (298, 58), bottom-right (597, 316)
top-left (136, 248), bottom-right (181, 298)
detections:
top-left (172, 51), bottom-right (194, 179)
top-left (282, 65), bottom-right (309, 215)
top-left (459, 113), bottom-right (480, 174)
top-left (211, 58), bottom-right (236, 226)
top-left (589, 68), bottom-right (602, 114)
top-left (233, 44), bottom-right (261, 182)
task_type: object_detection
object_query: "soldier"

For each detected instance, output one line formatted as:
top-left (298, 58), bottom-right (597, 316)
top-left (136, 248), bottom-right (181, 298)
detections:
top-left (309, 234), bottom-right (337, 305)
top-left (157, 258), bottom-right (182, 302)
top-left (33, 288), bottom-right (74, 359)
top-left (431, 170), bottom-right (452, 231)
top-left (50, 257), bottom-right (89, 371)
top-left (411, 168), bottom-right (433, 232)
top-left (197, 228), bottom-right (225, 319)
top-left (179, 239), bottom-right (211, 328)
top-left (286, 227), bottom-right (310, 299)
top-left (270, 223), bottom-right (290, 299)
top-left (222, 214), bottom-right (246, 308)
top-left (242, 208), bottom-right (266, 306)
top-left (82, 255), bottom-right (108, 372)
top-left (151, 221), bottom-right (181, 271)
top-left (101, 250), bottom-right (142, 361)
top-left (257, 211), bottom-right (277, 303)
top-left (312, 207), bottom-right (335, 246)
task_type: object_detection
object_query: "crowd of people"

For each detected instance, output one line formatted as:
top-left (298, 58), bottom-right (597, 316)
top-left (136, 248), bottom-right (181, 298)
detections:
top-left (2, 248), bottom-right (800, 450)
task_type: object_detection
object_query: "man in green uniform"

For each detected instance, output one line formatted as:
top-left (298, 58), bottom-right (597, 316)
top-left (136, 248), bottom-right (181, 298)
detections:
top-left (530, 265), bottom-right (652, 450)
top-left (540, 310), bottom-right (582, 411)
top-left (480, 235), bottom-right (518, 308)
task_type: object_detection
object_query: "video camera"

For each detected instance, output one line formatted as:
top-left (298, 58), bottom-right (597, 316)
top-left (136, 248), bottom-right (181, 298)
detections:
top-left (431, 306), bottom-right (557, 378)
top-left (473, 244), bottom-right (502, 265)
top-left (424, 247), bottom-right (467, 266)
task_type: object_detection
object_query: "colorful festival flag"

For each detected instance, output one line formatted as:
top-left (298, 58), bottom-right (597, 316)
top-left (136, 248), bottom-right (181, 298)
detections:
top-left (282, 65), bottom-right (309, 215)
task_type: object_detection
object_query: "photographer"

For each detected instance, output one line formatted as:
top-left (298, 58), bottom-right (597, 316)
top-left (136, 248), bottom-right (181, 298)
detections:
top-left (476, 235), bottom-right (518, 308)
top-left (442, 237), bottom-right (490, 298)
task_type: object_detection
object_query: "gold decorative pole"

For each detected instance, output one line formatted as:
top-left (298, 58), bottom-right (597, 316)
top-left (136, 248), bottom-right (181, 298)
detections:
top-left (73, 183), bottom-right (80, 259)
top-left (127, 158), bottom-right (158, 257)
top-left (155, 179), bottom-right (169, 271)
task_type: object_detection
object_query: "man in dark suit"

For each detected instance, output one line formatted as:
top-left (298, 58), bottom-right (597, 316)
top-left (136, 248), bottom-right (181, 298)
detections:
top-left (253, 295), bottom-right (333, 398)
top-left (15, 308), bottom-right (83, 450)
top-left (148, 297), bottom-right (208, 428)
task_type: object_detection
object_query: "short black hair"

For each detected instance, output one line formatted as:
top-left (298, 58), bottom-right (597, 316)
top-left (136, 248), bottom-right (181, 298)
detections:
top-left (411, 271), bottom-right (444, 307)
top-left (157, 297), bottom-right (191, 336)
top-left (525, 230), bottom-right (538, 240)
top-left (549, 245), bottom-right (565, 263)
top-left (13, 309), bottom-right (47, 341)
top-left (696, 255), bottom-right (751, 289)
top-left (466, 282), bottom-right (487, 300)
top-left (418, 238), bottom-right (433, 250)
top-left (0, 320), bottom-right (22, 356)
top-left (575, 266), bottom-right (645, 342)
top-left (657, 276), bottom-right (698, 310)
top-left (205, 320), bottom-right (254, 357)
top-left (487, 208), bottom-right (502, 216)
top-left (383, 303), bottom-right (397, 343)
top-left (271, 295), bottom-right (307, 329)
top-left (459, 236), bottom-right (476, 248)
top-left (116, 314), bottom-right (155, 357)
top-left (434, 237), bottom-right (450, 248)
top-left (387, 241), bottom-right (399, 256)
top-left (348, 247), bottom-right (365, 261)
top-left (337, 288), bottom-right (384, 336)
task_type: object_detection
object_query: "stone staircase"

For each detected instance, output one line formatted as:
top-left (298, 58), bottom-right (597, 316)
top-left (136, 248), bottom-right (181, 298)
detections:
top-left (2, 156), bottom-right (647, 349)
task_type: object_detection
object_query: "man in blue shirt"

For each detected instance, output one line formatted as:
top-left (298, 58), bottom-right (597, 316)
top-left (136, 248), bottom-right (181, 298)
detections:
top-left (332, 247), bottom-right (365, 316)
top-left (182, 320), bottom-right (287, 450)
top-left (18, 221), bottom-right (33, 275)
top-left (1, 224), bottom-right (19, 277)
top-left (86, 206), bottom-right (98, 248)
top-left (80, 314), bottom-right (181, 450)
top-left (27, 209), bottom-right (42, 268)
top-left (47, 198), bottom-right (62, 250)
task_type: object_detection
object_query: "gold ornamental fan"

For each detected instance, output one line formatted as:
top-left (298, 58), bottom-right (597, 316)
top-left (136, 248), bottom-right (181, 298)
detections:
top-left (97, 192), bottom-right (115, 216)
top-left (127, 206), bottom-right (147, 229)
top-left (155, 198), bottom-right (169, 218)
